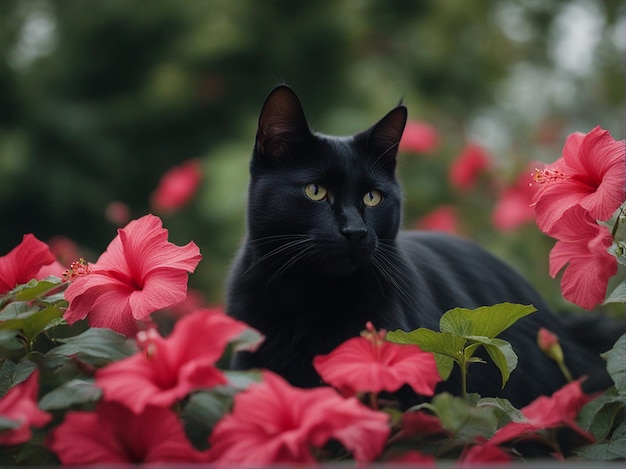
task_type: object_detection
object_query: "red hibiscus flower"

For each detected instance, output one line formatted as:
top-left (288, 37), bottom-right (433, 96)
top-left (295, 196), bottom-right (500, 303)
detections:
top-left (63, 214), bottom-right (202, 336)
top-left (96, 308), bottom-right (252, 414)
top-left (0, 234), bottom-right (64, 294)
top-left (548, 205), bottom-right (617, 310)
top-left (48, 401), bottom-right (208, 464)
top-left (532, 126), bottom-right (625, 235)
top-left (417, 205), bottom-right (460, 234)
top-left (449, 143), bottom-right (493, 191)
top-left (399, 120), bottom-right (440, 154)
top-left (151, 159), bottom-right (203, 213)
top-left (492, 164), bottom-right (540, 232)
top-left (208, 371), bottom-right (390, 464)
top-left (0, 370), bottom-right (51, 446)
top-left (313, 322), bottom-right (441, 397)
top-left (488, 379), bottom-right (594, 446)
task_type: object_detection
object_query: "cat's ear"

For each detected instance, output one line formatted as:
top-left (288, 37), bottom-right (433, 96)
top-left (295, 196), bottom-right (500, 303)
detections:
top-left (362, 105), bottom-right (407, 162)
top-left (255, 85), bottom-right (311, 160)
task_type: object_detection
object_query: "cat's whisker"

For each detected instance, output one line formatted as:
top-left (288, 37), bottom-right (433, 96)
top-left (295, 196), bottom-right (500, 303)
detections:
top-left (245, 236), bottom-right (312, 275)
top-left (267, 243), bottom-right (319, 287)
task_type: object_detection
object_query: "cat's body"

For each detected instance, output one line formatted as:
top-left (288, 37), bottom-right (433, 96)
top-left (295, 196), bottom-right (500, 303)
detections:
top-left (226, 85), bottom-right (618, 407)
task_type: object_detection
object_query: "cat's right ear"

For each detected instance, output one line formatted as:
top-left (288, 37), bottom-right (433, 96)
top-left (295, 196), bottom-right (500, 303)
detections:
top-left (255, 85), bottom-right (311, 160)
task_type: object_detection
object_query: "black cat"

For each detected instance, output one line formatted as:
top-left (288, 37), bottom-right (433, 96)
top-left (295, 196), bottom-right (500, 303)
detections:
top-left (226, 85), bottom-right (619, 408)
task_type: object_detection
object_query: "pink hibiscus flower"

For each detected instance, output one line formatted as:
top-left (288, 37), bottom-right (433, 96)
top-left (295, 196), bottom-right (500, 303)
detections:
top-left (488, 379), bottom-right (594, 446)
top-left (0, 234), bottom-right (64, 294)
top-left (313, 322), bottom-right (441, 397)
top-left (96, 308), bottom-right (253, 414)
top-left (0, 370), bottom-right (51, 446)
top-left (48, 401), bottom-right (208, 464)
top-left (492, 164), bottom-right (540, 232)
top-left (416, 205), bottom-right (460, 234)
top-left (449, 143), bottom-right (493, 191)
top-left (399, 120), bottom-right (440, 154)
top-left (151, 159), bottom-right (203, 213)
top-left (208, 371), bottom-right (390, 464)
top-left (532, 126), bottom-right (625, 234)
top-left (548, 205), bottom-right (617, 310)
top-left (63, 214), bottom-right (202, 336)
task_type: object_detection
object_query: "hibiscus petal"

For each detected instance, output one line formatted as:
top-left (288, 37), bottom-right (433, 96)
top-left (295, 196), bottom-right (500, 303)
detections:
top-left (127, 268), bottom-right (190, 320)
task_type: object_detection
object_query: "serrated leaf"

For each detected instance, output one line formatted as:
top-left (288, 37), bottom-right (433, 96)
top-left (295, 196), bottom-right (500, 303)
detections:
top-left (603, 334), bottom-right (626, 395)
top-left (0, 358), bottom-right (37, 398)
top-left (468, 336), bottom-right (518, 388)
top-left (39, 379), bottom-right (102, 410)
top-left (429, 393), bottom-right (498, 444)
top-left (439, 303), bottom-right (536, 339)
top-left (44, 328), bottom-right (137, 368)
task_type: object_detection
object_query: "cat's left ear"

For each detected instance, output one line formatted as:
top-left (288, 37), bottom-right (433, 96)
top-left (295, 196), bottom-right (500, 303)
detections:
top-left (361, 105), bottom-right (407, 162)
top-left (255, 85), bottom-right (312, 160)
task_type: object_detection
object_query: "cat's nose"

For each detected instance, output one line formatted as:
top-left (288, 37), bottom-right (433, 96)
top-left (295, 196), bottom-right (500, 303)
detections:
top-left (341, 226), bottom-right (368, 243)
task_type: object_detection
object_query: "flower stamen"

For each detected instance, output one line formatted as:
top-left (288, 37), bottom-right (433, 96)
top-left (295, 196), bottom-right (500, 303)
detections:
top-left (62, 258), bottom-right (91, 282)
top-left (529, 168), bottom-right (571, 187)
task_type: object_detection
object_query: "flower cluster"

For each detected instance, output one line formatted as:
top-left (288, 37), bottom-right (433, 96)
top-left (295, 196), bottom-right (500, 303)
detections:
top-left (0, 124), bottom-right (624, 465)
top-left (531, 126), bottom-right (625, 309)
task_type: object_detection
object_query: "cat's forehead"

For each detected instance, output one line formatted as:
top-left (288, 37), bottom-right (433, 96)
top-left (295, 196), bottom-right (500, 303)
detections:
top-left (305, 134), bottom-right (389, 183)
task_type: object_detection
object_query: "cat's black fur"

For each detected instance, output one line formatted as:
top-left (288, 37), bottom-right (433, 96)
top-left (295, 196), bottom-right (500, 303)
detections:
top-left (226, 85), bottom-right (620, 408)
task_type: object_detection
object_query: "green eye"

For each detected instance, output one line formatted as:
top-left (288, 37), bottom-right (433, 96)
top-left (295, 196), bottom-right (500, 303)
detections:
top-left (363, 190), bottom-right (382, 207)
top-left (305, 183), bottom-right (328, 201)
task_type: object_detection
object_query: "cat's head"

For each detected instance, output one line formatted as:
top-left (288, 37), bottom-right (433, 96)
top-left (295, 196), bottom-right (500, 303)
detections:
top-left (247, 85), bottom-right (407, 277)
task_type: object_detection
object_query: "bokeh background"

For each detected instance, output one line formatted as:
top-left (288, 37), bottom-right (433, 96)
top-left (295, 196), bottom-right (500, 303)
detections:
top-left (0, 0), bottom-right (623, 311)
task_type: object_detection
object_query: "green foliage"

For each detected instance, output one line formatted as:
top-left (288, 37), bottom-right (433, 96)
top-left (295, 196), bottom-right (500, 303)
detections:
top-left (577, 334), bottom-right (626, 460)
top-left (387, 303), bottom-right (536, 392)
top-left (0, 358), bottom-right (36, 398)
top-left (43, 328), bottom-right (137, 368)
top-left (38, 378), bottom-right (101, 410)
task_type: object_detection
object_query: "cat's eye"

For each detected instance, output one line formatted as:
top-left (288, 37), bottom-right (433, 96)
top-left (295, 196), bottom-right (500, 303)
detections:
top-left (363, 190), bottom-right (382, 207)
top-left (304, 183), bottom-right (328, 201)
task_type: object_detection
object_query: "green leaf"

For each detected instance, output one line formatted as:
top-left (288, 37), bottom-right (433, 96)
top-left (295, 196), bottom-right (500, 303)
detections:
top-left (44, 328), bottom-right (137, 368)
top-left (603, 281), bottom-right (626, 305)
top-left (39, 379), bottom-right (102, 410)
top-left (580, 422), bottom-right (626, 461)
top-left (477, 397), bottom-right (525, 427)
top-left (428, 393), bottom-right (498, 444)
top-left (578, 394), bottom-right (625, 441)
top-left (0, 301), bottom-right (39, 321)
top-left (0, 304), bottom-right (65, 342)
top-left (468, 336), bottom-right (518, 388)
top-left (434, 354), bottom-right (455, 381)
top-left (439, 303), bottom-right (536, 339)
top-left (11, 278), bottom-right (63, 302)
top-left (0, 358), bottom-right (37, 398)
top-left (387, 328), bottom-right (466, 359)
top-left (603, 334), bottom-right (626, 395)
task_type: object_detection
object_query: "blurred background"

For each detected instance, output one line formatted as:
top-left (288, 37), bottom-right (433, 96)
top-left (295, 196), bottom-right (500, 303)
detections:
top-left (0, 0), bottom-right (623, 311)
